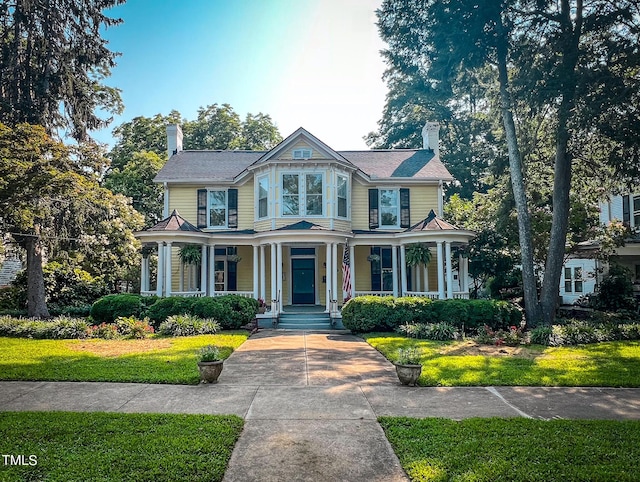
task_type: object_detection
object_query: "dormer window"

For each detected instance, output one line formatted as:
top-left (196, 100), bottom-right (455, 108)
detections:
top-left (292, 148), bottom-right (312, 159)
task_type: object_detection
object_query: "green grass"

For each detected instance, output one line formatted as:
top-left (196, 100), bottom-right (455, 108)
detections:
top-left (0, 411), bottom-right (243, 482)
top-left (0, 332), bottom-right (248, 385)
top-left (379, 417), bottom-right (640, 482)
top-left (365, 333), bottom-right (640, 387)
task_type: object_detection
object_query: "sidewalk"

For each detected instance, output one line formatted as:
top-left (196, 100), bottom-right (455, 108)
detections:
top-left (2, 330), bottom-right (640, 481)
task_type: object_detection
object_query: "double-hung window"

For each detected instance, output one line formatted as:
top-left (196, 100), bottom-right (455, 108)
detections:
top-left (337, 174), bottom-right (348, 218)
top-left (258, 175), bottom-right (269, 219)
top-left (564, 267), bottom-right (583, 293)
top-left (380, 189), bottom-right (399, 227)
top-left (197, 188), bottom-right (238, 229)
top-left (208, 190), bottom-right (227, 227)
top-left (281, 173), bottom-right (323, 216)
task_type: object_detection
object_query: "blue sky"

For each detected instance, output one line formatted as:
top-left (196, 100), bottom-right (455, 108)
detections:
top-left (95, 0), bottom-right (387, 150)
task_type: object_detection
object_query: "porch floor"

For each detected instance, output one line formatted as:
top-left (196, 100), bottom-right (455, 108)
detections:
top-left (281, 304), bottom-right (327, 313)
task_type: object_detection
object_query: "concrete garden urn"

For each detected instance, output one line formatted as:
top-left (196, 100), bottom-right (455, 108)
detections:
top-left (394, 363), bottom-right (422, 386)
top-left (197, 360), bottom-right (224, 384)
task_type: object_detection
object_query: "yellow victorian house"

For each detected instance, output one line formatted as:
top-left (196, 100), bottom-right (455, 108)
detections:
top-left (136, 122), bottom-right (474, 328)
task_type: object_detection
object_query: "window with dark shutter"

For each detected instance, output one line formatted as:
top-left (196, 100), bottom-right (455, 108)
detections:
top-left (369, 189), bottom-right (379, 229)
top-left (623, 195), bottom-right (631, 226)
top-left (400, 188), bottom-right (410, 228)
top-left (197, 189), bottom-right (207, 228)
top-left (228, 189), bottom-right (238, 228)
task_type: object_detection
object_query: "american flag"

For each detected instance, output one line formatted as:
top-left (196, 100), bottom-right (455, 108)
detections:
top-left (342, 241), bottom-right (352, 297)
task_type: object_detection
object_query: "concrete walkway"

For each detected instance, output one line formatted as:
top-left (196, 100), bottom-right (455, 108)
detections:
top-left (2, 330), bottom-right (640, 481)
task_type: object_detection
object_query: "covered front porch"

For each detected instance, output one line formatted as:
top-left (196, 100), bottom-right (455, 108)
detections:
top-left (135, 211), bottom-right (475, 318)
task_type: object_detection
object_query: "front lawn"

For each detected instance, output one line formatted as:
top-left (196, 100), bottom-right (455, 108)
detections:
top-left (380, 417), bottom-right (640, 482)
top-left (0, 332), bottom-right (248, 385)
top-left (0, 411), bottom-right (243, 482)
top-left (365, 334), bottom-right (640, 387)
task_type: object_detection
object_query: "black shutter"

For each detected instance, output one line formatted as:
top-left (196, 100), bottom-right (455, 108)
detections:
top-left (197, 189), bottom-right (207, 228)
top-left (369, 189), bottom-right (379, 229)
top-left (400, 188), bottom-right (410, 228)
top-left (228, 189), bottom-right (238, 228)
top-left (623, 195), bottom-right (631, 226)
top-left (370, 247), bottom-right (381, 291)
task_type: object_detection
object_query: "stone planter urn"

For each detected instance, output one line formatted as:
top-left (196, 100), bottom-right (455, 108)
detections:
top-left (394, 363), bottom-right (422, 386)
top-left (197, 360), bottom-right (224, 384)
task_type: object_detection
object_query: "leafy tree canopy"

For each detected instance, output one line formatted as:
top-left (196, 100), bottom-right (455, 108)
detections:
top-left (0, 0), bottom-right (124, 141)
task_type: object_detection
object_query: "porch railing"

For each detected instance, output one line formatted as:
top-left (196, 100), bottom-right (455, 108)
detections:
top-left (354, 291), bottom-right (394, 297)
top-left (140, 290), bottom-right (254, 298)
top-left (354, 291), bottom-right (470, 300)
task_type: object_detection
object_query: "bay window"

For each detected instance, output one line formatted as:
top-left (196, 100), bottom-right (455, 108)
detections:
top-left (281, 173), bottom-right (324, 216)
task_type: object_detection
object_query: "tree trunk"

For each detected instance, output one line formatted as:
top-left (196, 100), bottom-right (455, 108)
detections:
top-left (23, 234), bottom-right (50, 318)
top-left (539, 0), bottom-right (582, 325)
top-left (496, 27), bottom-right (543, 327)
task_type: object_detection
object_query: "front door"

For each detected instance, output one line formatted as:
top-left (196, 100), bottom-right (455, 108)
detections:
top-left (291, 258), bottom-right (315, 304)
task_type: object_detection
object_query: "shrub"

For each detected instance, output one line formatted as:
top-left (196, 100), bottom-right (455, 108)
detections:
top-left (192, 295), bottom-right (258, 330)
top-left (397, 322), bottom-right (457, 341)
top-left (145, 297), bottom-right (196, 326)
top-left (529, 325), bottom-right (553, 345)
top-left (90, 294), bottom-right (146, 323)
top-left (342, 296), bottom-right (521, 334)
top-left (158, 314), bottom-right (220, 337)
top-left (115, 316), bottom-right (155, 339)
top-left (550, 321), bottom-right (599, 346)
top-left (341, 296), bottom-right (396, 333)
top-left (594, 264), bottom-right (637, 311)
top-left (87, 322), bottom-right (120, 339)
top-left (0, 316), bottom-right (89, 339)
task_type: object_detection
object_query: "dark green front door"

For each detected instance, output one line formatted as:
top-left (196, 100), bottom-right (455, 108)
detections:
top-left (292, 258), bottom-right (315, 304)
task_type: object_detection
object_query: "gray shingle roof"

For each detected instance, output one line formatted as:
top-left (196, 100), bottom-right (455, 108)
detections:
top-left (147, 210), bottom-right (201, 232)
top-left (406, 210), bottom-right (460, 232)
top-left (155, 148), bottom-right (452, 183)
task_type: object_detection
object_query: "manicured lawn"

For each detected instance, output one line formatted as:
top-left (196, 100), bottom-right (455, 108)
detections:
top-left (0, 411), bottom-right (243, 482)
top-left (379, 417), bottom-right (640, 482)
top-left (365, 334), bottom-right (640, 387)
top-left (0, 332), bottom-right (248, 385)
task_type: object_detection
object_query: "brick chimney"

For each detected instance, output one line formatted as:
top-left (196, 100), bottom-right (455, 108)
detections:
top-left (421, 122), bottom-right (440, 155)
top-left (166, 124), bottom-right (183, 159)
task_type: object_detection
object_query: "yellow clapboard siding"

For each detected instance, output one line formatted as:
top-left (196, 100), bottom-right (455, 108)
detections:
top-left (352, 183), bottom-right (440, 229)
top-left (254, 220), bottom-right (272, 232)
top-left (236, 246), bottom-right (253, 291)
top-left (168, 187), bottom-right (198, 224)
top-left (237, 181), bottom-right (254, 230)
top-left (353, 245), bottom-right (371, 291)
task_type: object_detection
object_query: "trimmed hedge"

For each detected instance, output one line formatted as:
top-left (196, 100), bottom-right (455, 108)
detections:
top-left (91, 294), bottom-right (259, 330)
top-left (341, 296), bottom-right (522, 333)
top-left (90, 294), bottom-right (146, 323)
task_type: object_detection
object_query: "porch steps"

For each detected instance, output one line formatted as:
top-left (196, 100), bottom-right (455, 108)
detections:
top-left (277, 312), bottom-right (332, 330)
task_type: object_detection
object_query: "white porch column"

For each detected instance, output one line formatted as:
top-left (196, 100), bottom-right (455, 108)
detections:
top-left (400, 244), bottom-right (407, 296)
top-left (325, 243), bottom-right (332, 312)
top-left (209, 245), bottom-right (216, 296)
top-left (276, 242), bottom-right (283, 311)
top-left (200, 245), bottom-right (208, 294)
top-left (165, 242), bottom-right (173, 297)
top-left (270, 243), bottom-right (277, 308)
top-left (140, 255), bottom-right (148, 292)
top-left (423, 265), bottom-right (429, 292)
top-left (392, 245), bottom-right (399, 297)
top-left (462, 256), bottom-right (469, 292)
top-left (260, 245), bottom-right (266, 301)
top-left (156, 242), bottom-right (164, 297)
top-left (349, 244), bottom-right (355, 297)
top-left (437, 241), bottom-right (445, 299)
top-left (332, 242), bottom-right (338, 305)
top-left (446, 242), bottom-right (453, 299)
top-left (253, 245), bottom-right (259, 299)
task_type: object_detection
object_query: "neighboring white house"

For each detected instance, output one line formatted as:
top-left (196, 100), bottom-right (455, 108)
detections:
top-left (560, 193), bottom-right (640, 305)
